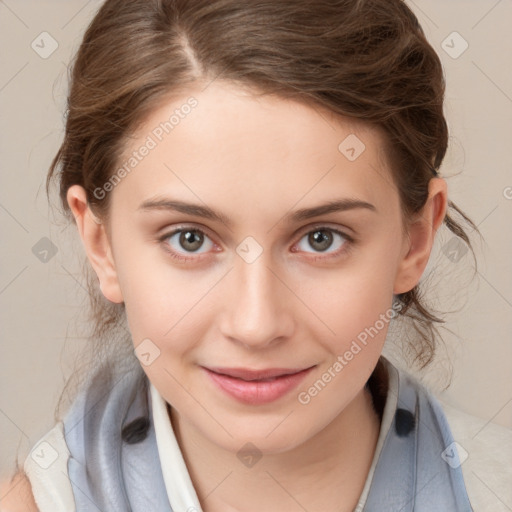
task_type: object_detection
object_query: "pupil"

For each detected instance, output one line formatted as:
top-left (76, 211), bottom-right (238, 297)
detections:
top-left (309, 230), bottom-right (332, 252)
top-left (180, 230), bottom-right (203, 251)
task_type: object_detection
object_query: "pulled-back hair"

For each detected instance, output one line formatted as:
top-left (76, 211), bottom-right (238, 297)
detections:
top-left (46, 0), bottom-right (479, 412)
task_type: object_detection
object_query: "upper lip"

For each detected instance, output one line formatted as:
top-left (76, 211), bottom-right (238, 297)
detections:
top-left (204, 366), bottom-right (313, 381)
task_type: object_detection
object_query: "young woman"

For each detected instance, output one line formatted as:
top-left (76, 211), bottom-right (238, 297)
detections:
top-left (3, 0), bottom-right (510, 510)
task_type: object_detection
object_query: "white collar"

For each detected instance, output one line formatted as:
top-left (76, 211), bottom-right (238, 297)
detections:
top-left (150, 382), bottom-right (204, 511)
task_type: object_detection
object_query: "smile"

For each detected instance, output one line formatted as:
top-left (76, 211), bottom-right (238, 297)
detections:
top-left (201, 366), bottom-right (315, 405)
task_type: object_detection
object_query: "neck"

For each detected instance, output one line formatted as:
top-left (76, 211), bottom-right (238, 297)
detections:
top-left (169, 383), bottom-right (382, 512)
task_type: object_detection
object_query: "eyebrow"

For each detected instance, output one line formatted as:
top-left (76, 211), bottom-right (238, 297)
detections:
top-left (137, 197), bottom-right (377, 227)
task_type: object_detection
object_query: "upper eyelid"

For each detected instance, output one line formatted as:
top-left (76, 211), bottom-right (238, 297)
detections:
top-left (160, 222), bottom-right (351, 237)
top-left (160, 223), bottom-right (216, 240)
top-left (296, 222), bottom-right (352, 237)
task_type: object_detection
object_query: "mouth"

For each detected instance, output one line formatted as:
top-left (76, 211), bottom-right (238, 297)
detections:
top-left (201, 365), bottom-right (316, 405)
top-left (203, 366), bottom-right (314, 381)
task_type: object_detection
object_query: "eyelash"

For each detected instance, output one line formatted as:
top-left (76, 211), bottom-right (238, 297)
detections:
top-left (158, 225), bottom-right (354, 263)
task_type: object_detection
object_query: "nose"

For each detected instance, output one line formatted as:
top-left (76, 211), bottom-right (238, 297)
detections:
top-left (219, 251), bottom-right (295, 350)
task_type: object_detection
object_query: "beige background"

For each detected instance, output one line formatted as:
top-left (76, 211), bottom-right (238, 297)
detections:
top-left (1, 0), bottom-right (511, 488)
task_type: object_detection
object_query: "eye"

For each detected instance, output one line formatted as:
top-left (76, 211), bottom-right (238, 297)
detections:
top-left (159, 226), bottom-right (216, 262)
top-left (293, 226), bottom-right (352, 259)
top-left (158, 224), bottom-right (353, 263)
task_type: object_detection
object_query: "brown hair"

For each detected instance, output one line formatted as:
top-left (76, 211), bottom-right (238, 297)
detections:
top-left (46, 0), bottom-right (479, 405)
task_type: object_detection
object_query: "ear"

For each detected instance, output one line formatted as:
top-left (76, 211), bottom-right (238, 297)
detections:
top-left (393, 177), bottom-right (448, 295)
top-left (66, 185), bottom-right (124, 304)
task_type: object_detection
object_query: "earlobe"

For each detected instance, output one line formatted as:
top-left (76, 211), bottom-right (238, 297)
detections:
top-left (66, 185), bottom-right (124, 304)
top-left (393, 178), bottom-right (448, 295)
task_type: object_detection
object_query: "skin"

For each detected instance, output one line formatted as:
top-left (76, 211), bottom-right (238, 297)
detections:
top-left (0, 473), bottom-right (38, 511)
top-left (63, 80), bottom-right (447, 512)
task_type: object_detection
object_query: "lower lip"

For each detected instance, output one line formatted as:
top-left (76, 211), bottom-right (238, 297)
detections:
top-left (202, 367), bottom-right (314, 405)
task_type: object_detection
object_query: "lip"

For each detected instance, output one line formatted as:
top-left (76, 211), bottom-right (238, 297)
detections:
top-left (205, 366), bottom-right (310, 380)
top-left (202, 366), bottom-right (315, 405)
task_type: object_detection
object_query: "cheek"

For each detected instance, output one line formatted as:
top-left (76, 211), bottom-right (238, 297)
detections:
top-left (305, 248), bottom-right (400, 340)
top-left (115, 247), bottom-right (220, 352)
top-left (296, 269), bottom-right (396, 413)
top-left (295, 255), bottom-right (401, 388)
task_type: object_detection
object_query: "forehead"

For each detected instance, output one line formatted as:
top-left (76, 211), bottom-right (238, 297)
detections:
top-left (111, 80), bottom-right (398, 222)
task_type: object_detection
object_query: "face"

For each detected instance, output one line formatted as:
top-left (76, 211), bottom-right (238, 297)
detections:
top-left (92, 81), bottom-right (414, 454)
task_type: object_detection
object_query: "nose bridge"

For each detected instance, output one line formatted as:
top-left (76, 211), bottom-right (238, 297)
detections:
top-left (221, 249), bottom-right (294, 348)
